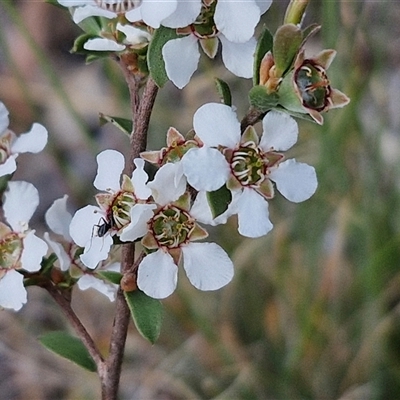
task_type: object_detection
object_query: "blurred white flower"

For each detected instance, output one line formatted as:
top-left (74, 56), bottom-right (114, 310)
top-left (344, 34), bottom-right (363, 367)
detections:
top-left (58, 0), bottom-right (177, 28)
top-left (0, 181), bottom-right (48, 311)
top-left (0, 102), bottom-right (47, 177)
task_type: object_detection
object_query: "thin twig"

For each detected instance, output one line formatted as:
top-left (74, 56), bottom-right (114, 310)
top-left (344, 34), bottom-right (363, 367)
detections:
top-left (45, 284), bottom-right (105, 370)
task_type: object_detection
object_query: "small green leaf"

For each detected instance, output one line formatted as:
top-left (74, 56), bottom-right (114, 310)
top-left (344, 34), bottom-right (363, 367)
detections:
top-left (249, 85), bottom-right (279, 112)
top-left (99, 114), bottom-right (133, 136)
top-left (207, 185), bottom-right (232, 219)
top-left (253, 27), bottom-right (273, 85)
top-left (124, 290), bottom-right (163, 344)
top-left (147, 26), bottom-right (179, 88)
top-left (273, 24), bottom-right (303, 76)
top-left (214, 78), bottom-right (232, 106)
top-left (96, 270), bottom-right (123, 285)
top-left (39, 331), bottom-right (97, 372)
top-left (71, 33), bottom-right (98, 54)
top-left (301, 24), bottom-right (321, 48)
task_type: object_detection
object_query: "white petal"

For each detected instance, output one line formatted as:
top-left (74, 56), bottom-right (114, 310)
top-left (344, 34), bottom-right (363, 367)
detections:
top-left (137, 250), bottom-right (178, 299)
top-left (255, 0), bottom-right (272, 14)
top-left (0, 270), bottom-right (27, 311)
top-left (237, 188), bottom-right (273, 237)
top-left (182, 242), bottom-right (234, 290)
top-left (193, 103), bottom-right (241, 148)
top-left (269, 159), bottom-right (318, 203)
top-left (214, 0), bottom-right (260, 43)
top-left (220, 35), bottom-right (256, 78)
top-left (69, 205), bottom-right (103, 247)
top-left (0, 101), bottom-right (10, 133)
top-left (45, 195), bottom-right (72, 241)
top-left (148, 162), bottom-right (187, 205)
top-left (260, 111), bottom-right (298, 151)
top-left (0, 156), bottom-right (17, 177)
top-left (132, 158), bottom-right (152, 200)
top-left (80, 235), bottom-right (113, 269)
top-left (94, 149), bottom-right (124, 191)
top-left (125, 6), bottom-right (142, 22)
top-left (73, 5), bottom-right (116, 24)
top-left (3, 181), bottom-right (39, 231)
top-left (182, 147), bottom-right (230, 191)
top-left (162, 0), bottom-right (201, 28)
top-left (57, 0), bottom-right (95, 6)
top-left (84, 38), bottom-right (125, 52)
top-left (11, 123), bottom-right (48, 154)
top-left (116, 23), bottom-right (151, 45)
top-left (21, 231), bottom-right (48, 272)
top-left (190, 190), bottom-right (236, 226)
top-left (44, 232), bottom-right (71, 271)
top-left (119, 203), bottom-right (156, 242)
top-left (162, 35), bottom-right (200, 89)
top-left (141, 0), bottom-right (177, 28)
top-left (77, 274), bottom-right (117, 301)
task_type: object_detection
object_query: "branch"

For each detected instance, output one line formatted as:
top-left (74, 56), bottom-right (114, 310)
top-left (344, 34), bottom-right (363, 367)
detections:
top-left (100, 73), bottom-right (159, 400)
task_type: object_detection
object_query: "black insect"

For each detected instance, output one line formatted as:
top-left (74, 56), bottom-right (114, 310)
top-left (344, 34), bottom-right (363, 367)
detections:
top-left (95, 216), bottom-right (115, 237)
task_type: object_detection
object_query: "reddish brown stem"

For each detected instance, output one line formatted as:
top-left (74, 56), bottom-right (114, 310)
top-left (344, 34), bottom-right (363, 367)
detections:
top-left (46, 284), bottom-right (105, 370)
top-left (99, 73), bottom-right (159, 400)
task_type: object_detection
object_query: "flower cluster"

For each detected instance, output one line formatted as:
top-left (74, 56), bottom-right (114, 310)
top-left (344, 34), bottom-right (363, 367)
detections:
top-left (0, 0), bottom-right (351, 315)
top-left (57, 0), bottom-right (271, 88)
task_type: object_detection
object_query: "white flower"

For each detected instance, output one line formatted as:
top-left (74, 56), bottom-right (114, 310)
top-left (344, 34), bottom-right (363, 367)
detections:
top-left (0, 102), bottom-right (47, 177)
top-left (69, 150), bottom-right (155, 269)
top-left (181, 103), bottom-right (318, 238)
top-left (162, 32), bottom-right (256, 89)
top-left (161, 0), bottom-right (272, 88)
top-left (0, 181), bottom-right (48, 311)
top-left (137, 164), bottom-right (234, 299)
top-left (83, 23), bottom-right (152, 52)
top-left (58, 0), bottom-right (177, 28)
top-left (44, 195), bottom-right (119, 300)
top-left (214, 0), bottom-right (272, 43)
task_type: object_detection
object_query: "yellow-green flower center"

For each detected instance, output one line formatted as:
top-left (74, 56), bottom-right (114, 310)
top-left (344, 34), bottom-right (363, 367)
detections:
top-left (0, 233), bottom-right (23, 270)
top-left (110, 191), bottom-right (137, 230)
top-left (151, 206), bottom-right (195, 248)
top-left (231, 143), bottom-right (265, 187)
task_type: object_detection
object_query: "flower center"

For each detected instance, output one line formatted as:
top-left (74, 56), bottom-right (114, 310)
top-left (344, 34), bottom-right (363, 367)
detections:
top-left (192, 1), bottom-right (218, 38)
top-left (295, 61), bottom-right (331, 111)
top-left (231, 143), bottom-right (265, 187)
top-left (151, 206), bottom-right (195, 248)
top-left (94, 0), bottom-right (141, 13)
top-left (0, 233), bottom-right (23, 270)
top-left (110, 191), bottom-right (137, 230)
top-left (0, 132), bottom-right (12, 165)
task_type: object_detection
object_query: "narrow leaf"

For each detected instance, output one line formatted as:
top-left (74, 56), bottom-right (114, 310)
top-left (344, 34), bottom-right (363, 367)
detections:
top-left (214, 78), bottom-right (232, 106)
top-left (207, 185), bottom-right (232, 219)
top-left (253, 27), bottom-right (273, 85)
top-left (147, 26), bottom-right (179, 87)
top-left (96, 270), bottom-right (123, 285)
top-left (99, 114), bottom-right (133, 136)
top-left (39, 331), bottom-right (97, 372)
top-left (124, 290), bottom-right (163, 344)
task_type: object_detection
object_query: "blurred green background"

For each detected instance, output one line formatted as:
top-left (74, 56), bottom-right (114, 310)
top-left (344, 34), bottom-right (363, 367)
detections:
top-left (1, 0), bottom-right (400, 399)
